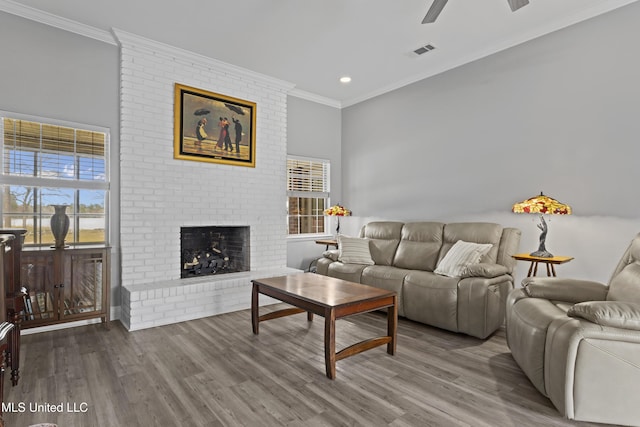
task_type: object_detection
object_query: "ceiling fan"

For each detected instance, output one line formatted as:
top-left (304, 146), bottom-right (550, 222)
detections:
top-left (422, 0), bottom-right (529, 24)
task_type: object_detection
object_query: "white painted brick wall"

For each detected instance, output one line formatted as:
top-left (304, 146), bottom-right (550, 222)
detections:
top-left (115, 31), bottom-right (299, 330)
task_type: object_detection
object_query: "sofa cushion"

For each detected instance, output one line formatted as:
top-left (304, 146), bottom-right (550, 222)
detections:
top-left (439, 223), bottom-right (503, 264)
top-left (403, 271), bottom-right (460, 332)
top-left (326, 262), bottom-right (367, 283)
top-left (360, 222), bottom-right (403, 266)
top-left (568, 301), bottom-right (640, 331)
top-left (361, 265), bottom-right (410, 317)
top-left (607, 262), bottom-right (640, 304)
top-left (497, 227), bottom-right (522, 272)
top-left (392, 222), bottom-right (444, 271)
top-left (337, 236), bottom-right (374, 265)
top-left (607, 234), bottom-right (640, 303)
top-left (434, 240), bottom-right (493, 277)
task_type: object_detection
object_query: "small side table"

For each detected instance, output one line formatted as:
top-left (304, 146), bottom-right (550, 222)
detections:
top-left (315, 239), bottom-right (338, 250)
top-left (512, 253), bottom-right (574, 277)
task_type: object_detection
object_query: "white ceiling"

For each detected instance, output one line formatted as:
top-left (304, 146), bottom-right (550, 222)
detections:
top-left (3, 0), bottom-right (639, 107)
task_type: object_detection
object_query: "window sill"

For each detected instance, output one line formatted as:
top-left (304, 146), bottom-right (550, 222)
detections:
top-left (287, 234), bottom-right (334, 243)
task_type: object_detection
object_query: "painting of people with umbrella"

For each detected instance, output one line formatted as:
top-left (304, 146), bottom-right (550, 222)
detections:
top-left (174, 83), bottom-right (256, 167)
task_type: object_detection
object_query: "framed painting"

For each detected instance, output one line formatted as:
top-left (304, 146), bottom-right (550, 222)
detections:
top-left (174, 83), bottom-right (256, 167)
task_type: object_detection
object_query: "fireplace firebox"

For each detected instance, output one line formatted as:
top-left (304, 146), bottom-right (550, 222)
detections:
top-left (180, 226), bottom-right (250, 278)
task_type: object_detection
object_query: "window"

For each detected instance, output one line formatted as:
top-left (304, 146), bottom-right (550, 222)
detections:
top-left (286, 156), bottom-right (330, 236)
top-left (1, 112), bottom-right (109, 246)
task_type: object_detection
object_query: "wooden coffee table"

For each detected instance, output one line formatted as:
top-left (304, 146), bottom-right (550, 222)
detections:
top-left (251, 273), bottom-right (397, 379)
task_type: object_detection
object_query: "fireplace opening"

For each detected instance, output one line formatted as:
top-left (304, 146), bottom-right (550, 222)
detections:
top-left (180, 226), bottom-right (250, 278)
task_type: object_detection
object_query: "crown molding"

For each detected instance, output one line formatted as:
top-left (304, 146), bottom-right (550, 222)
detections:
top-left (0, 0), bottom-right (116, 45)
top-left (5, 0), bottom-right (636, 108)
top-left (342, 0), bottom-right (640, 107)
top-left (112, 28), bottom-right (296, 93)
top-left (0, 0), bottom-right (296, 94)
top-left (288, 89), bottom-right (341, 109)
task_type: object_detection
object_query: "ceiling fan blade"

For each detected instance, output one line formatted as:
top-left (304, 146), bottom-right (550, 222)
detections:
top-left (507, 0), bottom-right (530, 12)
top-left (422, 0), bottom-right (448, 24)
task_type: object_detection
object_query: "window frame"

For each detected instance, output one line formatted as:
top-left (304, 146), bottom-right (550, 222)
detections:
top-left (286, 155), bottom-right (330, 239)
top-left (1, 111), bottom-right (110, 247)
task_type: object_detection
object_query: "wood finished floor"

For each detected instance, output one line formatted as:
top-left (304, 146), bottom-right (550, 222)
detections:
top-left (5, 305), bottom-right (613, 427)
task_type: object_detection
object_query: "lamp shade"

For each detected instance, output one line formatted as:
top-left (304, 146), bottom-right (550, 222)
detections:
top-left (324, 205), bottom-right (351, 216)
top-left (512, 192), bottom-right (571, 215)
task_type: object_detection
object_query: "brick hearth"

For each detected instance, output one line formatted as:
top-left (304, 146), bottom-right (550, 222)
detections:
top-left (121, 267), bottom-right (299, 331)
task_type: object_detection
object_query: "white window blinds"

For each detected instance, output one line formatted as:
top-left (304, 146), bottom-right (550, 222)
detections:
top-left (286, 156), bottom-right (330, 197)
top-left (2, 117), bottom-right (106, 183)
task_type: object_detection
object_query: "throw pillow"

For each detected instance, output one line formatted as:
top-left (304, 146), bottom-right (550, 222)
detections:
top-left (338, 236), bottom-right (374, 265)
top-left (568, 301), bottom-right (640, 331)
top-left (434, 240), bottom-right (493, 277)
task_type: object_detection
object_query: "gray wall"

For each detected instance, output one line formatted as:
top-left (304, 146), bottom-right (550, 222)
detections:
top-left (0, 11), bottom-right (342, 305)
top-left (341, 3), bottom-right (640, 285)
top-left (286, 96), bottom-right (342, 271)
top-left (0, 13), bottom-right (119, 129)
top-left (0, 12), bottom-right (121, 308)
top-left (4, 2), bottom-right (639, 298)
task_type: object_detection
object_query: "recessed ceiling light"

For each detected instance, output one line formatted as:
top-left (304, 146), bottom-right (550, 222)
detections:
top-left (339, 76), bottom-right (352, 84)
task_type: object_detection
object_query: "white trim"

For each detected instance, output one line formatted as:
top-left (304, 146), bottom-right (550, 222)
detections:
top-left (342, 0), bottom-right (640, 107)
top-left (112, 28), bottom-right (296, 94)
top-left (0, 110), bottom-right (110, 134)
top-left (288, 88), bottom-right (341, 109)
top-left (0, 0), bottom-right (116, 45)
top-left (287, 154), bottom-right (331, 164)
top-left (2, 0), bottom-right (638, 109)
top-left (286, 233), bottom-right (333, 242)
top-left (0, 0), bottom-right (330, 107)
top-left (1, 175), bottom-right (108, 190)
top-left (287, 190), bottom-right (329, 199)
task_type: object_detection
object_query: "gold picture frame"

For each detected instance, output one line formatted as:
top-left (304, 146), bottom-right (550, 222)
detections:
top-left (174, 83), bottom-right (256, 167)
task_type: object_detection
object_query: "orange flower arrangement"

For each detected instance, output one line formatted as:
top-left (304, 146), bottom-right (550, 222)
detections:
top-left (324, 205), bottom-right (351, 216)
top-left (324, 204), bottom-right (351, 235)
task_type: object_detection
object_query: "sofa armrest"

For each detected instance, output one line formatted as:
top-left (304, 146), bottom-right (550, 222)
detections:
top-left (461, 263), bottom-right (508, 278)
top-left (545, 315), bottom-right (640, 423)
top-left (522, 277), bottom-right (608, 303)
top-left (568, 301), bottom-right (640, 331)
top-left (323, 249), bottom-right (339, 262)
top-left (458, 274), bottom-right (514, 338)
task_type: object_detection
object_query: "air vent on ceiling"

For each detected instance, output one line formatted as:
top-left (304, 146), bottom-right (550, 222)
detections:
top-left (413, 44), bottom-right (436, 56)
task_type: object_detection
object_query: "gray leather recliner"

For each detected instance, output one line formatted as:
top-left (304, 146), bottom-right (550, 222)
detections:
top-left (317, 221), bottom-right (521, 339)
top-left (506, 233), bottom-right (640, 426)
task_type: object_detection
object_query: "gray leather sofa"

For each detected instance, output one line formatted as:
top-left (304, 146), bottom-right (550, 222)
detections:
top-left (316, 221), bottom-right (521, 339)
top-left (506, 233), bottom-right (640, 426)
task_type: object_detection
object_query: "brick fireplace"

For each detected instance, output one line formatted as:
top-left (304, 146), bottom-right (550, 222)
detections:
top-left (116, 30), bottom-right (300, 331)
